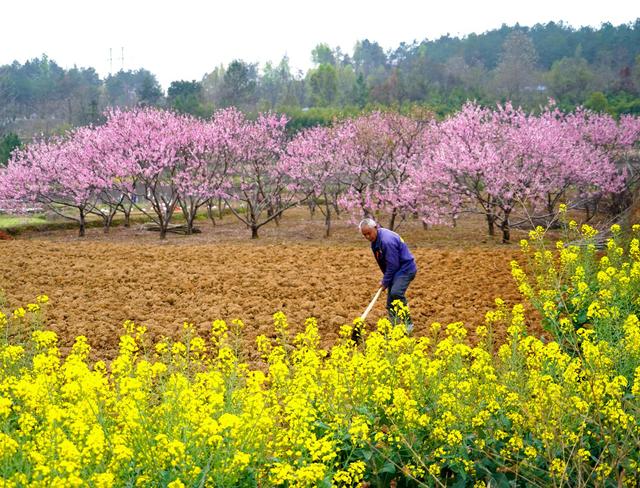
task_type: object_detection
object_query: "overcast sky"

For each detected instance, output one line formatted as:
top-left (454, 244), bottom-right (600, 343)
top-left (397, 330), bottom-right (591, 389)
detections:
top-left (1, 0), bottom-right (637, 90)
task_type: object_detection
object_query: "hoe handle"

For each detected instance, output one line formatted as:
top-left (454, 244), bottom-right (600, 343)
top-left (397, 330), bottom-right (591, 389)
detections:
top-left (360, 287), bottom-right (384, 321)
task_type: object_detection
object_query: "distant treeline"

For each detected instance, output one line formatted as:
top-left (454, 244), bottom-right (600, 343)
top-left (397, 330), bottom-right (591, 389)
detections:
top-left (1, 19), bottom-right (639, 152)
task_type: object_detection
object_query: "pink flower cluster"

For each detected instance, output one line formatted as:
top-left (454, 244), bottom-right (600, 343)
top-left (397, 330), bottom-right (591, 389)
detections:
top-left (288, 102), bottom-right (638, 240)
top-left (1, 103), bottom-right (638, 240)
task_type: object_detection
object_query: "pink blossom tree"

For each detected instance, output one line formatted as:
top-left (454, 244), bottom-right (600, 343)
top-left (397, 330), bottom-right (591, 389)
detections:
top-left (3, 103), bottom-right (636, 244)
top-left (1, 134), bottom-right (105, 237)
top-left (334, 112), bottom-right (427, 230)
top-left (64, 125), bottom-right (131, 233)
top-left (378, 112), bottom-right (433, 230)
top-left (283, 125), bottom-right (345, 237)
top-left (431, 102), bottom-right (503, 237)
top-left (396, 119), bottom-right (466, 228)
top-left (565, 108), bottom-right (640, 219)
top-left (431, 102), bottom-right (623, 242)
top-left (172, 109), bottom-right (240, 235)
top-left (99, 108), bottom-right (190, 239)
top-left (223, 112), bottom-right (307, 238)
top-left (519, 106), bottom-right (624, 225)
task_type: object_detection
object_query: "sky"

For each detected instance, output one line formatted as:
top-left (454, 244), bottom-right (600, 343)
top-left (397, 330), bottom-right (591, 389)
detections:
top-left (1, 0), bottom-right (638, 90)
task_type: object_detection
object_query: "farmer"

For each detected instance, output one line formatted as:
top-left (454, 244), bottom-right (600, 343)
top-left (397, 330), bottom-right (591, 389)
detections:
top-left (359, 217), bottom-right (417, 333)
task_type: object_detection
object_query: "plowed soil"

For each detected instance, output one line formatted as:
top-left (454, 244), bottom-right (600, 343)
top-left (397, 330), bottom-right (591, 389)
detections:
top-left (0, 210), bottom-right (541, 361)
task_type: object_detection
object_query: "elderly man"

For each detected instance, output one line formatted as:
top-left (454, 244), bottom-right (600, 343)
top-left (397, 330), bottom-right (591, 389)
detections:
top-left (359, 218), bottom-right (417, 333)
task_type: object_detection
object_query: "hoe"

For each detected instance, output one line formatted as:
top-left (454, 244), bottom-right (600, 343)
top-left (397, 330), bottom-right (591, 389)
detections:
top-left (360, 286), bottom-right (383, 321)
top-left (351, 286), bottom-right (383, 343)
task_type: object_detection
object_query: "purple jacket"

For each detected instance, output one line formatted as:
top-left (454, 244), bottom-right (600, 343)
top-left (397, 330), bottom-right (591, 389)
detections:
top-left (371, 227), bottom-right (417, 288)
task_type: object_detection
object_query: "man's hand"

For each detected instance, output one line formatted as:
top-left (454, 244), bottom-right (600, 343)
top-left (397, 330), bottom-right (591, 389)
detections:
top-left (380, 282), bottom-right (387, 291)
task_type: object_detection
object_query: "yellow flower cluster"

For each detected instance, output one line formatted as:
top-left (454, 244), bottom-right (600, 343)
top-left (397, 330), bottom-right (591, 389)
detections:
top-left (1, 270), bottom-right (639, 486)
top-left (514, 221), bottom-right (640, 362)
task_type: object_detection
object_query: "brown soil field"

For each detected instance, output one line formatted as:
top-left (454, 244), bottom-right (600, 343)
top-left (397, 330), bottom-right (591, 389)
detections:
top-left (0, 208), bottom-right (542, 361)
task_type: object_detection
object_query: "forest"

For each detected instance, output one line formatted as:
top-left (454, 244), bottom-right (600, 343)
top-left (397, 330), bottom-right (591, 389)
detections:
top-left (1, 19), bottom-right (639, 163)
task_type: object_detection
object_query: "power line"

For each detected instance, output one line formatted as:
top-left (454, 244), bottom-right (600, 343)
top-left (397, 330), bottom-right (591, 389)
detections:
top-left (108, 47), bottom-right (125, 74)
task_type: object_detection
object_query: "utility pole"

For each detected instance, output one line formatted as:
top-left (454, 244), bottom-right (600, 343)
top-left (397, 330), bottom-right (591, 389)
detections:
top-left (120, 47), bottom-right (124, 71)
top-left (109, 48), bottom-right (113, 74)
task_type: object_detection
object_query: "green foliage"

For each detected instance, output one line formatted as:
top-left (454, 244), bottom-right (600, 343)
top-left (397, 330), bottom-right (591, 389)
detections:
top-left (219, 60), bottom-right (258, 109)
top-left (0, 214), bottom-right (47, 229)
top-left (311, 43), bottom-right (336, 66)
top-left (307, 64), bottom-right (338, 107)
top-left (0, 133), bottom-right (21, 166)
top-left (167, 80), bottom-right (210, 117)
top-left (584, 91), bottom-right (610, 113)
top-left (138, 73), bottom-right (164, 106)
top-left (104, 69), bottom-right (164, 108)
top-left (259, 57), bottom-right (295, 109)
top-left (353, 39), bottom-right (387, 78)
top-left (546, 56), bottom-right (593, 103)
top-left (607, 91), bottom-right (640, 115)
top-left (279, 106), bottom-right (358, 134)
top-left (1, 20), bottom-right (640, 139)
top-left (352, 72), bottom-right (369, 108)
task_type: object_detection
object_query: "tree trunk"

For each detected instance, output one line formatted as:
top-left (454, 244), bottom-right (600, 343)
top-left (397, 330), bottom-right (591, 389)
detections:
top-left (78, 208), bottom-right (86, 237)
top-left (103, 213), bottom-right (115, 233)
top-left (324, 194), bottom-right (331, 238)
top-left (267, 204), bottom-right (276, 226)
top-left (486, 213), bottom-right (495, 236)
top-left (547, 193), bottom-right (554, 216)
top-left (501, 210), bottom-right (511, 243)
top-left (218, 197), bottom-right (223, 219)
top-left (157, 203), bottom-right (174, 240)
top-left (120, 200), bottom-right (133, 228)
top-left (207, 200), bottom-right (216, 227)
top-left (269, 201), bottom-right (281, 226)
top-left (333, 193), bottom-right (341, 216)
top-left (251, 225), bottom-right (259, 239)
top-left (388, 208), bottom-right (398, 231)
top-left (186, 213), bottom-right (196, 235)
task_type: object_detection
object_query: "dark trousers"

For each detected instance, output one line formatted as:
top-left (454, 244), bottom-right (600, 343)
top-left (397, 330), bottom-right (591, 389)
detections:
top-left (387, 270), bottom-right (416, 331)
